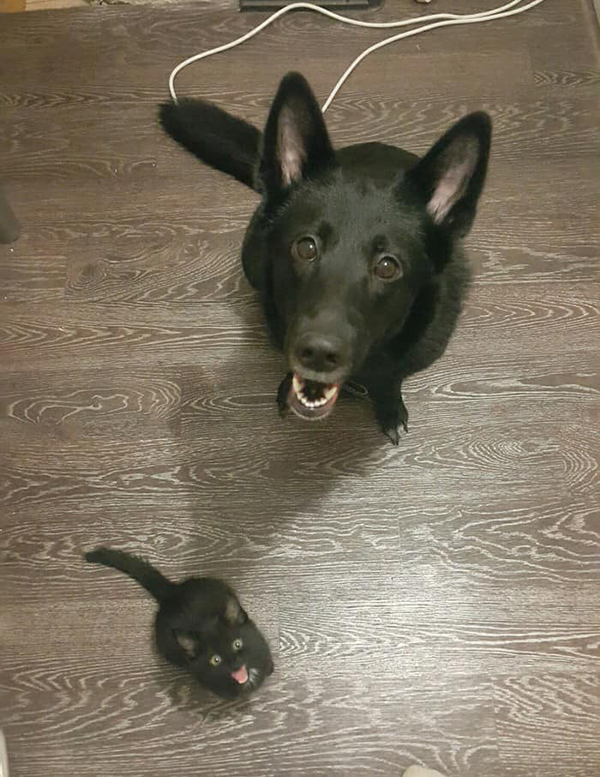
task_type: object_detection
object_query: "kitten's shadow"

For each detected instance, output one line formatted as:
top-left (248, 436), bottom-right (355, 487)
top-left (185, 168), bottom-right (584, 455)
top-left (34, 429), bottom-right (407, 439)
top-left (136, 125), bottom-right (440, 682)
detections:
top-left (159, 665), bottom-right (258, 721)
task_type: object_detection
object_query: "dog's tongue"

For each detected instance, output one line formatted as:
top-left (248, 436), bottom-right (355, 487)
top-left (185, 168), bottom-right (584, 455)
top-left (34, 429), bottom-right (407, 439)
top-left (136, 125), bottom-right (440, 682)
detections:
top-left (231, 665), bottom-right (248, 684)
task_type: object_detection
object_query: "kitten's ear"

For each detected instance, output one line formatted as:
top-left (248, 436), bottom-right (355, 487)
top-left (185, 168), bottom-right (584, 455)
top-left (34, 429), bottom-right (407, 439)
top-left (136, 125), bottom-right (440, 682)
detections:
top-left (259, 72), bottom-right (335, 198)
top-left (223, 596), bottom-right (248, 626)
top-left (174, 630), bottom-right (199, 659)
top-left (408, 112), bottom-right (491, 237)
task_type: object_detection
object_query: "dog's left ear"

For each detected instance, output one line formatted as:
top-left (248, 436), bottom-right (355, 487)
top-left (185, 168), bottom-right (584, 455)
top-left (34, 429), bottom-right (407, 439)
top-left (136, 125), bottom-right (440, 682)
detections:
top-left (259, 72), bottom-right (335, 198)
top-left (409, 112), bottom-right (491, 237)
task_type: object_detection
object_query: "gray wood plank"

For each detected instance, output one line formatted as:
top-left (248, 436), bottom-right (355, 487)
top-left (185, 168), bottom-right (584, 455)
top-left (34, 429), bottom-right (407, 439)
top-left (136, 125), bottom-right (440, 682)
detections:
top-left (0, 1), bottom-right (598, 776)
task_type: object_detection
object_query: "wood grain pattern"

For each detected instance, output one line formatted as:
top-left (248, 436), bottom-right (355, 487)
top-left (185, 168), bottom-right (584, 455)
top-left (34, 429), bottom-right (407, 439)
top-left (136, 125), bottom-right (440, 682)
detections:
top-left (0, 1), bottom-right (598, 776)
top-left (493, 674), bottom-right (600, 776)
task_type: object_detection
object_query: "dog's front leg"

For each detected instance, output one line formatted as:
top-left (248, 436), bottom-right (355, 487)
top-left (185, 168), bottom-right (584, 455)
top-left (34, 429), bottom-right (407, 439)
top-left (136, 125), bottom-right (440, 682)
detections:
top-left (371, 383), bottom-right (409, 446)
top-left (276, 372), bottom-right (293, 416)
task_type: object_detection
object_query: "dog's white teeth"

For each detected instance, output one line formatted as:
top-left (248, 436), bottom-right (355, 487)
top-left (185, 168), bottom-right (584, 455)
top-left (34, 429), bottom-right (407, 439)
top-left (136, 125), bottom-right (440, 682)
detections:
top-left (298, 394), bottom-right (329, 409)
top-left (294, 377), bottom-right (339, 410)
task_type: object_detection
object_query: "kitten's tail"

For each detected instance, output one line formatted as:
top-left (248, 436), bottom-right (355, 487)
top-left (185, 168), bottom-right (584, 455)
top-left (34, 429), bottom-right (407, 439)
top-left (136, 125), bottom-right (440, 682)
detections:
top-left (159, 98), bottom-right (262, 191)
top-left (84, 547), bottom-right (175, 602)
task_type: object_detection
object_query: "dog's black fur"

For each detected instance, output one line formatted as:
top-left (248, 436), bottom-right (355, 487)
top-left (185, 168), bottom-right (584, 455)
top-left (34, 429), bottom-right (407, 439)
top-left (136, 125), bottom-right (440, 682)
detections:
top-left (160, 73), bottom-right (491, 443)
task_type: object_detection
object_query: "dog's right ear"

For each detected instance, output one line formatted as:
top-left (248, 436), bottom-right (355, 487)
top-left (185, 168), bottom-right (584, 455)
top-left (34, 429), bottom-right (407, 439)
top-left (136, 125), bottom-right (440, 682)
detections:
top-left (259, 72), bottom-right (335, 198)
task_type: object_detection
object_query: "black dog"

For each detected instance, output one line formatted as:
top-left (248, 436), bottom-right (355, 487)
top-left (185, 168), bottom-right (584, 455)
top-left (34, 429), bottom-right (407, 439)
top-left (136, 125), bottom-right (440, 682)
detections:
top-left (160, 73), bottom-right (491, 443)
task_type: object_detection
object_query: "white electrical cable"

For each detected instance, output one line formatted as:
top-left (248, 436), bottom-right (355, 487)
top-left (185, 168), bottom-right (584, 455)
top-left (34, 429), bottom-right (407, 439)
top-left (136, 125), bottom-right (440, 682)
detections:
top-left (168, 0), bottom-right (548, 111)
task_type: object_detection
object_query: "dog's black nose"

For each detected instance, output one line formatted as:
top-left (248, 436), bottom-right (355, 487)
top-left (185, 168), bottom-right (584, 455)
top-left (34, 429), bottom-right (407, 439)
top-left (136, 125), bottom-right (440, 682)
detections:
top-left (295, 334), bottom-right (346, 374)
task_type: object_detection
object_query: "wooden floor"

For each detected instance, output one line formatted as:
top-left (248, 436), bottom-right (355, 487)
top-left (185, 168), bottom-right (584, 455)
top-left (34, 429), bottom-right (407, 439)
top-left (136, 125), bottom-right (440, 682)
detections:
top-left (1, 2), bottom-right (599, 775)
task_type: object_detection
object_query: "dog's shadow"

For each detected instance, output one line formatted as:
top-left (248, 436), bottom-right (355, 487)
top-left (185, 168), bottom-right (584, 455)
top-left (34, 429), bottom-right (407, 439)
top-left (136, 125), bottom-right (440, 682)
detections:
top-left (171, 296), bottom-right (398, 525)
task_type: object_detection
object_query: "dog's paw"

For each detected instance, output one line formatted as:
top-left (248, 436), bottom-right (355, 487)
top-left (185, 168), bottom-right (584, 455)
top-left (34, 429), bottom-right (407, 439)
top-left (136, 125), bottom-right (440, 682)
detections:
top-left (382, 419), bottom-right (408, 446)
top-left (384, 424), bottom-right (400, 446)
top-left (377, 399), bottom-right (409, 445)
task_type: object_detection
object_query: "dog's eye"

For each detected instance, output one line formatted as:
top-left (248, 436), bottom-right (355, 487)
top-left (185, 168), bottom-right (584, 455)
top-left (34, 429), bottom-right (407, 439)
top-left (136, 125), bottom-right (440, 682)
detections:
top-left (232, 638), bottom-right (243, 651)
top-left (209, 654), bottom-right (222, 667)
top-left (374, 254), bottom-right (402, 281)
top-left (292, 236), bottom-right (318, 262)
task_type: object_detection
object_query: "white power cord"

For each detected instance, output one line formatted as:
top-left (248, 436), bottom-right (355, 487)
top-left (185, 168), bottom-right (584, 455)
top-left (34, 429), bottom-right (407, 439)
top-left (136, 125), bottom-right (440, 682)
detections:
top-left (168, 0), bottom-right (548, 111)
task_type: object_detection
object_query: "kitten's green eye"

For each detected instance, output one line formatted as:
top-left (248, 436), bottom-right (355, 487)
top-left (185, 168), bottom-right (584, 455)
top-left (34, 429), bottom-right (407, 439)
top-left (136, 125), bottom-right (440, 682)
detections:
top-left (209, 654), bottom-right (222, 667)
top-left (232, 638), bottom-right (243, 651)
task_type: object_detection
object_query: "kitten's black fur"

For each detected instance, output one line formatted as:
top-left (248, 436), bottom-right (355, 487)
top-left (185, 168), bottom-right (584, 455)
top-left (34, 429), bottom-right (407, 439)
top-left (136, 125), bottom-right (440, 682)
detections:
top-left (84, 547), bottom-right (274, 700)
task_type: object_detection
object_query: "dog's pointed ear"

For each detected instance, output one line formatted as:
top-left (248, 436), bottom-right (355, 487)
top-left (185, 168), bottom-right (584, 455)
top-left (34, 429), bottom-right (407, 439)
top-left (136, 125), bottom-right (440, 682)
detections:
top-left (409, 112), bottom-right (491, 237)
top-left (259, 72), bottom-right (335, 197)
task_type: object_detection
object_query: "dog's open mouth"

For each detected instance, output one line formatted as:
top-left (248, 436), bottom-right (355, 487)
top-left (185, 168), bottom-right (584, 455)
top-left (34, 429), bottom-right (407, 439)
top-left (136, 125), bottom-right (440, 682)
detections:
top-left (288, 373), bottom-right (341, 421)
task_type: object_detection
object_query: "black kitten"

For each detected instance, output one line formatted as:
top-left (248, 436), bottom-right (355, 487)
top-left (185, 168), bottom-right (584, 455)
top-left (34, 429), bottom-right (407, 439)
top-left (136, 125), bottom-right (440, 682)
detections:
top-left (84, 547), bottom-right (274, 700)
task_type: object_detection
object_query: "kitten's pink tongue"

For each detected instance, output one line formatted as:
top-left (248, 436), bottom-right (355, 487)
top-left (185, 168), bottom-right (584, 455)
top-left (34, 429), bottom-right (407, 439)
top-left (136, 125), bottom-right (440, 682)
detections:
top-left (231, 665), bottom-right (248, 684)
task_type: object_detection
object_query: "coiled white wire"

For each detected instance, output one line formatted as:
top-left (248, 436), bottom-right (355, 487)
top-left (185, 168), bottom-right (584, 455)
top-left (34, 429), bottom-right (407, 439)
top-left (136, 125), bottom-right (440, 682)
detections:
top-left (168, 0), bottom-right (548, 112)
